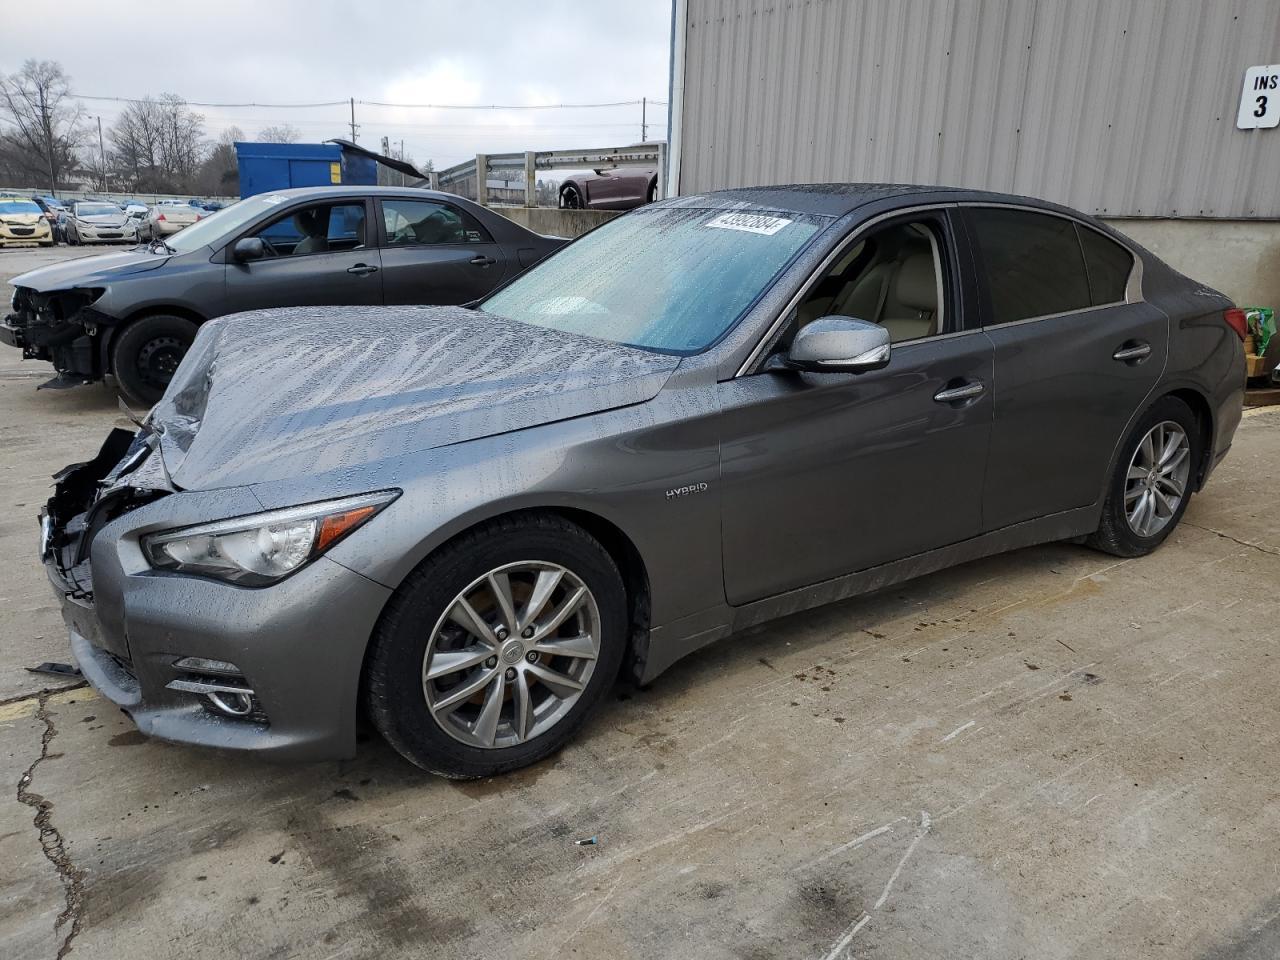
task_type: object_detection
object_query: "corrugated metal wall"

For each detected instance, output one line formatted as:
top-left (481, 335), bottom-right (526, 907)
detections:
top-left (678, 0), bottom-right (1280, 218)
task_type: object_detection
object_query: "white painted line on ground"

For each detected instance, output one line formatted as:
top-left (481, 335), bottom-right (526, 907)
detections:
top-left (940, 720), bottom-right (976, 743)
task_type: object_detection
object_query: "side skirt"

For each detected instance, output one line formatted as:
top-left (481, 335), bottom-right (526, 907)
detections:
top-left (638, 505), bottom-right (1100, 683)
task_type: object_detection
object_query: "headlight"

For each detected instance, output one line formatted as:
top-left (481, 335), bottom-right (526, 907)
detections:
top-left (142, 490), bottom-right (398, 586)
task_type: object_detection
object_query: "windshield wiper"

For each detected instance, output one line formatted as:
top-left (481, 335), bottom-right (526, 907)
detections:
top-left (148, 237), bottom-right (176, 255)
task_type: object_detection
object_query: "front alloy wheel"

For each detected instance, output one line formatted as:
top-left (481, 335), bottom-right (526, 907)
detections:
top-left (423, 561), bottom-right (601, 749)
top-left (365, 514), bottom-right (627, 778)
top-left (1124, 421), bottom-right (1191, 537)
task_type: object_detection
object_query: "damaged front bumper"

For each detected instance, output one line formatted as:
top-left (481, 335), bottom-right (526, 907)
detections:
top-left (4, 285), bottom-right (111, 384)
top-left (0, 220), bottom-right (53, 247)
top-left (41, 430), bottom-right (390, 761)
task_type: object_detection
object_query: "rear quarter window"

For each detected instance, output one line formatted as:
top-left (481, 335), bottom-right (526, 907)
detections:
top-left (969, 208), bottom-right (1091, 325)
top-left (1078, 226), bottom-right (1133, 305)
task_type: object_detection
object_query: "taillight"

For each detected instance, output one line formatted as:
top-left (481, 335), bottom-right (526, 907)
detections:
top-left (1224, 308), bottom-right (1248, 341)
top-left (157, 213), bottom-right (166, 221)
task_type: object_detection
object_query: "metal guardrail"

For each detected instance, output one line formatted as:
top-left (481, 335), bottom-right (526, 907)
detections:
top-left (432, 143), bottom-right (668, 207)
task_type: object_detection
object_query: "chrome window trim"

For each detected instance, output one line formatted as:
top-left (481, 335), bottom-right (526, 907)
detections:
top-left (957, 201), bottom-right (1145, 314)
top-left (735, 203), bottom-right (958, 377)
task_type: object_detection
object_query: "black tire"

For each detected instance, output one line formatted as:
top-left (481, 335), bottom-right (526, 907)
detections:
top-left (365, 514), bottom-right (628, 778)
top-left (646, 180), bottom-right (657, 204)
top-left (1086, 395), bottom-right (1201, 557)
top-left (560, 184), bottom-right (584, 209)
top-left (110, 314), bottom-right (198, 408)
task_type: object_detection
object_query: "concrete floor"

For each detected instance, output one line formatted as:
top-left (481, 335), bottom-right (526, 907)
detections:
top-left (2, 246), bottom-right (1280, 960)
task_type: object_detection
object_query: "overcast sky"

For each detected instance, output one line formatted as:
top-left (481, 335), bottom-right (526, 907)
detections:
top-left (3, 0), bottom-right (672, 172)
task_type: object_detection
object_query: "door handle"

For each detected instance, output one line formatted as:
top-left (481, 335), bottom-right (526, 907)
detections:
top-left (933, 380), bottom-right (985, 404)
top-left (469, 255), bottom-right (497, 267)
top-left (346, 263), bottom-right (379, 276)
top-left (1112, 341), bottom-right (1151, 363)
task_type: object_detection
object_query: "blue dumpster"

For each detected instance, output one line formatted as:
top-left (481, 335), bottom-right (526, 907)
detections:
top-left (234, 142), bottom-right (378, 199)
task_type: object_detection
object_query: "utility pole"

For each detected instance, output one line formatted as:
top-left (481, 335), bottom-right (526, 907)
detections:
top-left (96, 116), bottom-right (108, 192)
top-left (641, 97), bottom-right (648, 142)
top-left (349, 98), bottom-right (358, 142)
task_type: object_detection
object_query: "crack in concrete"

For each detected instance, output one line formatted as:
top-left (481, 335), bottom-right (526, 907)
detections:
top-left (0, 681), bottom-right (86, 710)
top-left (16, 690), bottom-right (86, 960)
top-left (1184, 521), bottom-right (1280, 558)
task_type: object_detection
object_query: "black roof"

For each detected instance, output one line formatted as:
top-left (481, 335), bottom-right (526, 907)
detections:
top-left (685, 182), bottom-right (1062, 219)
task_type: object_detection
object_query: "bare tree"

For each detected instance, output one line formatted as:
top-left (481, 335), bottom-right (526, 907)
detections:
top-left (0, 60), bottom-right (86, 193)
top-left (256, 123), bottom-right (300, 143)
top-left (109, 94), bottom-right (205, 193)
top-left (194, 126), bottom-right (243, 197)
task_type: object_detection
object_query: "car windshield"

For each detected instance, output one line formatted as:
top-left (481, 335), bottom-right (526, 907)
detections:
top-left (75, 203), bottom-right (120, 217)
top-left (480, 206), bottom-right (826, 354)
top-left (160, 194), bottom-right (285, 253)
top-left (0, 199), bottom-right (41, 215)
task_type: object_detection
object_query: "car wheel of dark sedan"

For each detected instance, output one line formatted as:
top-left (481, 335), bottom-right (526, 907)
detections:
top-left (111, 314), bottom-right (198, 408)
top-left (366, 515), bottom-right (627, 778)
top-left (560, 184), bottom-right (584, 209)
top-left (1088, 396), bottom-right (1200, 558)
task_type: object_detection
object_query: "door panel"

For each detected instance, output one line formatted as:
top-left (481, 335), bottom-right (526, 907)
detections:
top-left (379, 243), bottom-right (509, 306)
top-left (376, 197), bottom-right (511, 305)
top-left (982, 303), bottom-right (1168, 529)
top-left (224, 248), bottom-right (384, 314)
top-left (718, 334), bottom-right (995, 606)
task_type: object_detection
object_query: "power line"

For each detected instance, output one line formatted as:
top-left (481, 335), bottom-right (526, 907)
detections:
top-left (71, 92), bottom-right (668, 110)
top-left (71, 94), bottom-right (349, 109)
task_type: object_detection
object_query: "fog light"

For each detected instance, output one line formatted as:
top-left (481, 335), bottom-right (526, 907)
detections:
top-left (173, 656), bottom-right (241, 676)
top-left (207, 690), bottom-right (254, 717)
top-left (166, 658), bottom-right (263, 722)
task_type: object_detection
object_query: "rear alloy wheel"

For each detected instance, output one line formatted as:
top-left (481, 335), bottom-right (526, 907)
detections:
top-left (1123, 421), bottom-right (1191, 538)
top-left (1087, 396), bottom-right (1200, 557)
top-left (366, 515), bottom-right (627, 778)
top-left (111, 314), bottom-right (198, 408)
top-left (560, 184), bottom-right (584, 209)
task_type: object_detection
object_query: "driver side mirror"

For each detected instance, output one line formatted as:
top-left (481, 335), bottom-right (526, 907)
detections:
top-left (774, 316), bottom-right (892, 373)
top-left (231, 237), bottom-right (266, 262)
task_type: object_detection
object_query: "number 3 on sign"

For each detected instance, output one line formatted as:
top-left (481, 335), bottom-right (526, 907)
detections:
top-left (1238, 64), bottom-right (1280, 129)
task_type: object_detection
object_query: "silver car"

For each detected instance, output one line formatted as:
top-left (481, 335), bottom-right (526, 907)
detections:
top-left (41, 184), bottom-right (1245, 778)
top-left (136, 201), bottom-right (202, 241)
top-left (66, 200), bottom-right (138, 245)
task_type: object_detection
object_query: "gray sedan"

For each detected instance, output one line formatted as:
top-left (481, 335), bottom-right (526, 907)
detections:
top-left (2, 186), bottom-right (564, 405)
top-left (40, 184), bottom-right (1244, 778)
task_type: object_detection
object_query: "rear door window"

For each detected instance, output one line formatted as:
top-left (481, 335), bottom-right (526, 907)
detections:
top-left (380, 199), bottom-right (491, 246)
top-left (1077, 226), bottom-right (1133, 305)
top-left (968, 208), bottom-right (1091, 325)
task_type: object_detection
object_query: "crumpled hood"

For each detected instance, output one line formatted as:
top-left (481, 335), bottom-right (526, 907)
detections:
top-left (151, 305), bottom-right (680, 490)
top-left (12, 249), bottom-right (167, 291)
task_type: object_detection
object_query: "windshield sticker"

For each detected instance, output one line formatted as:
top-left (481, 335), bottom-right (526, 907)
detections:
top-left (705, 212), bottom-right (793, 236)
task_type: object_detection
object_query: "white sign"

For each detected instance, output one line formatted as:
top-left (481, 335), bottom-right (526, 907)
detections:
top-left (1237, 64), bottom-right (1280, 129)
top-left (705, 212), bottom-right (793, 236)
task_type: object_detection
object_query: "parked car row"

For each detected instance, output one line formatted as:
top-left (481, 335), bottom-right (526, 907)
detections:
top-left (2, 186), bottom-right (564, 404)
top-left (0, 193), bottom-right (226, 246)
top-left (8, 181), bottom-right (1247, 779)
